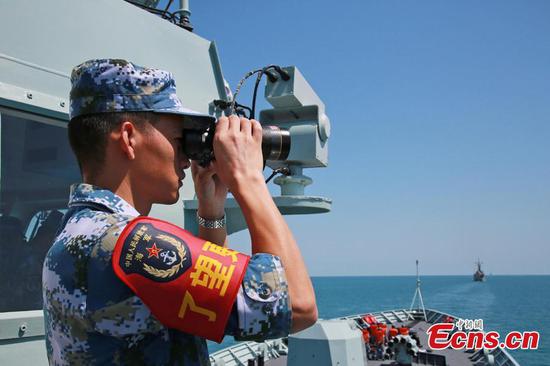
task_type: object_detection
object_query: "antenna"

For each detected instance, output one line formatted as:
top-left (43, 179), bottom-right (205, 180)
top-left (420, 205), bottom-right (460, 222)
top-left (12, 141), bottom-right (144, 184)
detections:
top-left (410, 259), bottom-right (427, 321)
top-left (174, 0), bottom-right (193, 31)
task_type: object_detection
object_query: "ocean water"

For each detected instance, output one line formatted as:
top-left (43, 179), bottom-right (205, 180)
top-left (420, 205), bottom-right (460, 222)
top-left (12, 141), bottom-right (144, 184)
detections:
top-left (209, 275), bottom-right (550, 365)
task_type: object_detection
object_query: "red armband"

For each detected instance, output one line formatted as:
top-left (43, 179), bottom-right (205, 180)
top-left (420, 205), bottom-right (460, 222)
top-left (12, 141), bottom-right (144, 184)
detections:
top-left (112, 217), bottom-right (249, 342)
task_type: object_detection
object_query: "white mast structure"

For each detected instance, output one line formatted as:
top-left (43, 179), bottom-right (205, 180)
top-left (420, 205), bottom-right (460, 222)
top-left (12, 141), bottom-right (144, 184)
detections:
top-left (409, 259), bottom-right (427, 321)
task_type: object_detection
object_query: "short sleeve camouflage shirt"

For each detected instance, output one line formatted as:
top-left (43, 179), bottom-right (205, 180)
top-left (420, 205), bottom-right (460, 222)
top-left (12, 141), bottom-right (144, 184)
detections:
top-left (42, 183), bottom-right (291, 365)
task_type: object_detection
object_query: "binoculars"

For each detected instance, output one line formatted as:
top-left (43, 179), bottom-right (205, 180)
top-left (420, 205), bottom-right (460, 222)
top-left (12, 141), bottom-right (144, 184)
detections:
top-left (182, 122), bottom-right (291, 166)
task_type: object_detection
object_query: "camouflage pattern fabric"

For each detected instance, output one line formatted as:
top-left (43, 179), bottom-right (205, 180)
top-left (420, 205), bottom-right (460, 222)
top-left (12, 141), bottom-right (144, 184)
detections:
top-left (43, 183), bottom-right (291, 365)
top-left (69, 59), bottom-right (214, 124)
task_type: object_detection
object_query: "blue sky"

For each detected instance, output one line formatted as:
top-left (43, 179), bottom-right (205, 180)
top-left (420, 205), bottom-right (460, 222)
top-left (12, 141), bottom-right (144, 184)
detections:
top-left (165, 1), bottom-right (549, 275)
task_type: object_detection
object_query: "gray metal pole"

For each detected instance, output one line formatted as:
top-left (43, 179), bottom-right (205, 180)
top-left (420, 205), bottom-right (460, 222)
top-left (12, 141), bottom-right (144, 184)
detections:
top-left (178, 0), bottom-right (190, 18)
top-left (176, 0), bottom-right (193, 31)
top-left (410, 260), bottom-right (427, 321)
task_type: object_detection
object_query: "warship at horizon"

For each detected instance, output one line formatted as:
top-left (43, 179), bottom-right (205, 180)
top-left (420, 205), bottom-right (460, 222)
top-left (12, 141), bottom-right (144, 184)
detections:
top-left (474, 260), bottom-right (486, 282)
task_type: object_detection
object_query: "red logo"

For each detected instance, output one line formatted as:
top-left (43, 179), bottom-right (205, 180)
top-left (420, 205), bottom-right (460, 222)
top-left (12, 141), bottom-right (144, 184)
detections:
top-left (427, 320), bottom-right (539, 350)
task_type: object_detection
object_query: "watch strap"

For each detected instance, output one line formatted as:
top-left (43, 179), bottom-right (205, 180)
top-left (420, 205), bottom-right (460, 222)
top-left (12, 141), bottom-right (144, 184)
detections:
top-left (196, 212), bottom-right (226, 229)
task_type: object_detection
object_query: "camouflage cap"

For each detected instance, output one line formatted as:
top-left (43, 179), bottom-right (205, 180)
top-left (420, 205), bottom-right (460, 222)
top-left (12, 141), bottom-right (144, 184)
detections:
top-left (69, 59), bottom-right (215, 125)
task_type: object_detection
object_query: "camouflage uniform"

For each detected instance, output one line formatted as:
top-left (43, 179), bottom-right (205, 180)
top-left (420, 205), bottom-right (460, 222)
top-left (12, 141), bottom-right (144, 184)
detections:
top-left (43, 184), bottom-right (291, 365)
top-left (42, 60), bottom-right (292, 365)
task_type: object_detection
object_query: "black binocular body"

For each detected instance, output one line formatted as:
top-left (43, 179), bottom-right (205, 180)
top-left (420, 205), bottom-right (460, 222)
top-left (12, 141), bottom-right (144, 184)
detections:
top-left (182, 124), bottom-right (290, 166)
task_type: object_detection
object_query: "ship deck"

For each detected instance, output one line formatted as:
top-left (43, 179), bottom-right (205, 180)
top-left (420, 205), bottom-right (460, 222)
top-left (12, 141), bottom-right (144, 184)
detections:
top-left (253, 320), bottom-right (476, 366)
top-left (209, 309), bottom-right (519, 366)
top-left (366, 319), bottom-right (475, 366)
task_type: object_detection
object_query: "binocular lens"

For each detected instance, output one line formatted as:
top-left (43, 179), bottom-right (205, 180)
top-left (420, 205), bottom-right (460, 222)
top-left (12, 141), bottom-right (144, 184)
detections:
top-left (262, 126), bottom-right (290, 161)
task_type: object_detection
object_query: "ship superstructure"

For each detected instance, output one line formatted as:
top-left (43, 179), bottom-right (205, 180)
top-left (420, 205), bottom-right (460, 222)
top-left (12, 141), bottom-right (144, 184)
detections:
top-left (474, 260), bottom-right (486, 282)
top-left (0, 1), bottom-right (330, 364)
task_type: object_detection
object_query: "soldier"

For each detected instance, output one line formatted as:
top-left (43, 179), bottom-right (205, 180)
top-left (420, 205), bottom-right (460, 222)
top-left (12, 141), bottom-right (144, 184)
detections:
top-left (42, 59), bottom-right (317, 365)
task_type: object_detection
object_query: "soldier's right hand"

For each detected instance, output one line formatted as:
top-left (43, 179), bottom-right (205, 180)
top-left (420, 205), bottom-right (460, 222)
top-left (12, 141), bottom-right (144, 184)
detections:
top-left (211, 115), bottom-right (264, 192)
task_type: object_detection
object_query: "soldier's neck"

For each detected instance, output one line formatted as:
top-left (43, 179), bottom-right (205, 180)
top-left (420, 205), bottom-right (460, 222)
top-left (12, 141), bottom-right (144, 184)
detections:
top-left (83, 173), bottom-right (152, 216)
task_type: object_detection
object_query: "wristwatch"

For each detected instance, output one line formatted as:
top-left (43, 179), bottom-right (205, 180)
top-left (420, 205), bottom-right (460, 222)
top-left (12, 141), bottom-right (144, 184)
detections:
top-left (196, 212), bottom-right (226, 229)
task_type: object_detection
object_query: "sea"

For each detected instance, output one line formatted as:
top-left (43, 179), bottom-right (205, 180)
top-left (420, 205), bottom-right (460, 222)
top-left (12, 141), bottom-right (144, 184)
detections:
top-left (208, 275), bottom-right (550, 365)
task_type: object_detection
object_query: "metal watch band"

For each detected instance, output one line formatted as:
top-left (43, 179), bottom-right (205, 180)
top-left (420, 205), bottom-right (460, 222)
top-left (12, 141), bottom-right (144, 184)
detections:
top-left (196, 212), bottom-right (226, 229)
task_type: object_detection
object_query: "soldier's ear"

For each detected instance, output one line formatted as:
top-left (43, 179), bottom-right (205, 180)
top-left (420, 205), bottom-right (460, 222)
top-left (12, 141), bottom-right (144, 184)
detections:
top-left (119, 121), bottom-right (138, 160)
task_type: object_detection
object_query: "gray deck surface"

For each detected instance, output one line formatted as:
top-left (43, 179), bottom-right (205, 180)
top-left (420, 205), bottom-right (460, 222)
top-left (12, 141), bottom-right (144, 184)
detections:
top-left (260, 320), bottom-right (478, 366)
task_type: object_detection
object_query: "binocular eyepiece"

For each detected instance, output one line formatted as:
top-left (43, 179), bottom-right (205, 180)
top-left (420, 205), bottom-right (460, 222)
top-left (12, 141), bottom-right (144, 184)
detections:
top-left (182, 124), bottom-right (291, 166)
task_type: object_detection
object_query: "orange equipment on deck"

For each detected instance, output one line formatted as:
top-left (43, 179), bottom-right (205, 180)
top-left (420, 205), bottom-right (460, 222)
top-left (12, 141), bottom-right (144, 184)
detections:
top-left (398, 326), bottom-right (409, 336)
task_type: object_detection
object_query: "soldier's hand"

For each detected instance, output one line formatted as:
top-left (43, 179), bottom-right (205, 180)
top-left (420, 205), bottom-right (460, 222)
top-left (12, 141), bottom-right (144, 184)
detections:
top-left (191, 161), bottom-right (228, 219)
top-left (211, 115), bottom-right (264, 192)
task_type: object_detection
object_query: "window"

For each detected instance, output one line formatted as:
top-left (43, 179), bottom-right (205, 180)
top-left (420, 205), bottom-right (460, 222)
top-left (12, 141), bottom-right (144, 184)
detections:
top-left (0, 111), bottom-right (79, 311)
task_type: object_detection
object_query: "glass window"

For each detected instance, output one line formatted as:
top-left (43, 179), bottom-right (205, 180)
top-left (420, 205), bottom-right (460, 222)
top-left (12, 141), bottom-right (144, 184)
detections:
top-left (0, 111), bottom-right (79, 312)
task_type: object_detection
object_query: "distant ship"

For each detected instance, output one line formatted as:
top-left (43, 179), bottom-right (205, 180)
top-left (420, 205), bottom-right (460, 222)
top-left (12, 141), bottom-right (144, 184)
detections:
top-left (473, 260), bottom-right (486, 282)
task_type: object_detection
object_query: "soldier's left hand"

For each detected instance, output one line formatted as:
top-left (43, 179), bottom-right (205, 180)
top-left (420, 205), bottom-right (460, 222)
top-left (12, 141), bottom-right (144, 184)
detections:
top-left (191, 160), bottom-right (228, 219)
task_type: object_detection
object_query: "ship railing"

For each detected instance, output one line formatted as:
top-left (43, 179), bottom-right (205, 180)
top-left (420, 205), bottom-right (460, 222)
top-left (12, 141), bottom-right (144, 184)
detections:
top-left (339, 308), bottom-right (437, 325)
top-left (209, 338), bottom-right (287, 366)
